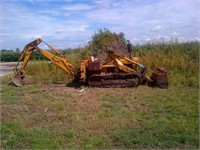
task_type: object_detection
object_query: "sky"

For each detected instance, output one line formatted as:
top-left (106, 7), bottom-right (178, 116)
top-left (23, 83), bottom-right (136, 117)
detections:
top-left (0, 0), bottom-right (199, 50)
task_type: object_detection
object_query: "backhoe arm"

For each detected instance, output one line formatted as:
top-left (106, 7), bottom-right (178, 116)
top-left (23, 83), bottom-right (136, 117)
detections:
top-left (12, 38), bottom-right (75, 86)
top-left (35, 46), bottom-right (74, 75)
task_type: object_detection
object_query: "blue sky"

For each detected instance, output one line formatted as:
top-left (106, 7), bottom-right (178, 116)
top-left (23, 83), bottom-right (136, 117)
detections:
top-left (0, 0), bottom-right (199, 50)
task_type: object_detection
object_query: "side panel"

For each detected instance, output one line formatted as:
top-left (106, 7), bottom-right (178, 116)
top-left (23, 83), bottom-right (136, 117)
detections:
top-left (80, 61), bottom-right (86, 83)
top-left (88, 60), bottom-right (101, 71)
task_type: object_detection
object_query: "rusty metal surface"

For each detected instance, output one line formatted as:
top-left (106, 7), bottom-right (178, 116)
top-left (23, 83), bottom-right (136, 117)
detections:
top-left (150, 67), bottom-right (168, 88)
top-left (88, 60), bottom-right (101, 71)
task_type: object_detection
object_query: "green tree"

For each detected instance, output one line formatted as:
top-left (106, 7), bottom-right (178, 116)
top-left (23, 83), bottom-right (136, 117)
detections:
top-left (16, 48), bottom-right (20, 52)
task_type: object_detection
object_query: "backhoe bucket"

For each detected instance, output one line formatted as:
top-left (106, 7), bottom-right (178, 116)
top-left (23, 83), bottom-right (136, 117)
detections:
top-left (150, 67), bottom-right (168, 88)
top-left (12, 75), bottom-right (24, 87)
top-left (12, 75), bottom-right (32, 87)
top-left (12, 70), bottom-right (32, 87)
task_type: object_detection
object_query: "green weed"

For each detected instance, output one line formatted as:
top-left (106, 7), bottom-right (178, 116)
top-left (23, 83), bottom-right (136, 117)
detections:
top-left (2, 126), bottom-right (61, 149)
top-left (63, 129), bottom-right (75, 138)
top-left (84, 137), bottom-right (109, 149)
top-left (52, 101), bottom-right (65, 110)
top-left (21, 85), bottom-right (41, 94)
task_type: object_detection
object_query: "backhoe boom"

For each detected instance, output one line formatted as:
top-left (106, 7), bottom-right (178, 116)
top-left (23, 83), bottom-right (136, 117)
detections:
top-left (12, 38), bottom-right (74, 86)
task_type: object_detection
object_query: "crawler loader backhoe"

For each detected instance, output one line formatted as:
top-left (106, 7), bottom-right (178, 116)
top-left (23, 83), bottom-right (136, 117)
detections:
top-left (12, 38), bottom-right (168, 88)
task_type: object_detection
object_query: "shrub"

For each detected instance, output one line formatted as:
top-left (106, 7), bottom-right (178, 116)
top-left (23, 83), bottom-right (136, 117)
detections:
top-left (0, 51), bottom-right (21, 62)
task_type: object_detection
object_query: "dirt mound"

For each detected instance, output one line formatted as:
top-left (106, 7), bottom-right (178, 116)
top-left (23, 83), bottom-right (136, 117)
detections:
top-left (97, 36), bottom-right (130, 62)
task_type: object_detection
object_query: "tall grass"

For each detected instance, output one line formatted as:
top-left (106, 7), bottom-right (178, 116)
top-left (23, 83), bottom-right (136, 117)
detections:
top-left (25, 61), bottom-right (74, 84)
top-left (135, 41), bottom-right (199, 87)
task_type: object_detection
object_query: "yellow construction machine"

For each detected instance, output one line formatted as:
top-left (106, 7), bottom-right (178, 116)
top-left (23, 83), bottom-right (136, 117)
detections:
top-left (12, 38), bottom-right (168, 88)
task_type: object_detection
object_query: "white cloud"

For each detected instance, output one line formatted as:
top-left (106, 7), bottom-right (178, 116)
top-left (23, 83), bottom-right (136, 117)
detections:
top-left (28, 0), bottom-right (54, 3)
top-left (194, 37), bottom-right (200, 41)
top-left (171, 32), bottom-right (178, 36)
top-left (130, 37), bottom-right (140, 44)
top-left (38, 10), bottom-right (61, 16)
top-left (0, 1), bottom-right (92, 49)
top-left (142, 35), bottom-right (151, 42)
top-left (153, 26), bottom-right (164, 32)
top-left (62, 4), bottom-right (94, 11)
top-left (0, 0), bottom-right (199, 49)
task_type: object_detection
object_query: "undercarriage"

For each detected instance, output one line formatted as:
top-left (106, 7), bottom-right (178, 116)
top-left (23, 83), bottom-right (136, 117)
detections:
top-left (88, 72), bottom-right (142, 88)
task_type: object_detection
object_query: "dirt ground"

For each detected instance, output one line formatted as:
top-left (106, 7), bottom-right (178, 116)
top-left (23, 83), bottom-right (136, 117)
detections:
top-left (0, 62), bottom-right (20, 76)
top-left (0, 62), bottom-right (21, 70)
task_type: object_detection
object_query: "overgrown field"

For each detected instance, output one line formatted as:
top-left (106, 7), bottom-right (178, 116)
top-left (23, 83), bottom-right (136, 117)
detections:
top-left (1, 41), bottom-right (199, 149)
top-left (2, 41), bottom-right (198, 87)
top-left (1, 84), bottom-right (199, 149)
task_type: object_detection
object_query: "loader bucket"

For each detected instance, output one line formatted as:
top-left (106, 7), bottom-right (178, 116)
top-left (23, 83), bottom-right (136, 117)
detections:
top-left (150, 67), bottom-right (168, 88)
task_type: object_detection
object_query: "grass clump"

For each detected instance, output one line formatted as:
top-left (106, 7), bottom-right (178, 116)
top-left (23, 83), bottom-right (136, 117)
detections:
top-left (63, 129), bottom-right (75, 138)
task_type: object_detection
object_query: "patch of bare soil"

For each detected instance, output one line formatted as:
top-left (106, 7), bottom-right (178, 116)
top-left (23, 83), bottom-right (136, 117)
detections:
top-left (0, 62), bottom-right (21, 70)
top-left (0, 62), bottom-right (22, 76)
top-left (40, 84), bottom-right (101, 111)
